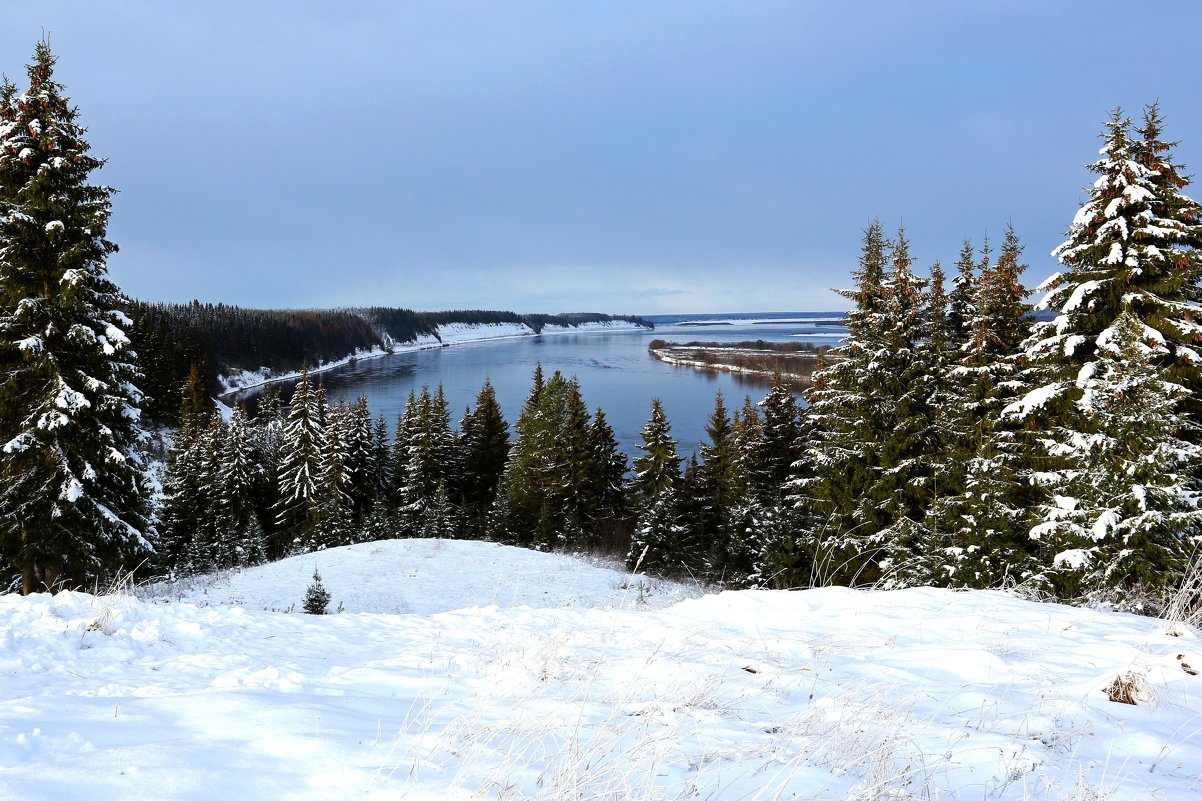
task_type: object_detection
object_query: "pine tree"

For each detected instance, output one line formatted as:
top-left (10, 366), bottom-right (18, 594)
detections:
top-left (302, 568), bottom-right (331, 614)
top-left (1007, 107), bottom-right (1202, 594)
top-left (587, 408), bottom-right (627, 523)
top-left (0, 44), bottom-right (151, 592)
top-left (155, 383), bottom-right (214, 575)
top-left (275, 369), bottom-right (325, 551)
top-left (805, 221), bottom-right (899, 584)
top-left (459, 379), bottom-right (510, 529)
top-left (1030, 312), bottom-right (1202, 603)
top-left (219, 406), bottom-right (265, 567)
top-left (626, 398), bottom-right (682, 570)
top-left (946, 239), bottom-right (977, 350)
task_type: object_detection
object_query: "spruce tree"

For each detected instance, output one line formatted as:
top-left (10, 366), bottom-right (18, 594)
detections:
top-left (587, 408), bottom-right (627, 523)
top-left (220, 406), bottom-right (266, 566)
top-left (490, 370), bottom-right (605, 549)
top-left (302, 568), bottom-right (331, 614)
top-left (627, 398), bottom-right (681, 511)
top-left (756, 375), bottom-right (803, 500)
top-left (397, 386), bottom-right (456, 537)
top-left (626, 398), bottom-right (682, 570)
top-left (459, 378), bottom-right (510, 530)
top-left (698, 392), bottom-right (747, 582)
top-left (946, 239), bottom-right (977, 350)
top-left (805, 220), bottom-right (898, 584)
top-left (155, 384), bottom-right (213, 575)
top-left (1007, 107), bottom-right (1202, 595)
top-left (276, 369), bottom-right (325, 551)
top-left (1030, 312), bottom-right (1202, 603)
top-left (0, 43), bottom-right (151, 591)
top-left (309, 401), bottom-right (353, 550)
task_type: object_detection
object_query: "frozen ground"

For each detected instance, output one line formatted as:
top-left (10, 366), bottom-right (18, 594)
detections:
top-left (2, 539), bottom-right (1200, 800)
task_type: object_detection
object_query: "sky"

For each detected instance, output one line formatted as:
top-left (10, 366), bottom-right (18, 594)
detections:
top-left (3, 2), bottom-right (1201, 314)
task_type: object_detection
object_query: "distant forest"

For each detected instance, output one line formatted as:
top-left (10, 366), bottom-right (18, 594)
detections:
top-left (123, 301), bottom-right (651, 422)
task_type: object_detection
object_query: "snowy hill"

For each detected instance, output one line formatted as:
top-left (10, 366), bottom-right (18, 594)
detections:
top-left (2, 540), bottom-right (1200, 800)
top-left (139, 538), bottom-right (698, 614)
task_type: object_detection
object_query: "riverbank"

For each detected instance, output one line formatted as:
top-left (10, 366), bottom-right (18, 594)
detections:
top-left (648, 339), bottom-right (832, 385)
top-left (218, 319), bottom-right (651, 397)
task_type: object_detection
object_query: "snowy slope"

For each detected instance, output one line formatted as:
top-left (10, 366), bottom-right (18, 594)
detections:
top-left (140, 539), bottom-right (697, 614)
top-left (2, 541), bottom-right (1200, 800)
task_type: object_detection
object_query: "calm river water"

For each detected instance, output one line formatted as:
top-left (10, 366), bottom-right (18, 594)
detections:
top-left (228, 313), bottom-right (846, 458)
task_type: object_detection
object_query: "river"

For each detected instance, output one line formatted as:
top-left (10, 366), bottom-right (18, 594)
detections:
top-left (226, 313), bottom-right (846, 458)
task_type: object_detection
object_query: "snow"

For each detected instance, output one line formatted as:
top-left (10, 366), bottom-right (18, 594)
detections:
top-left (16, 335), bottom-right (43, 353)
top-left (1003, 383), bottom-right (1063, 420)
top-left (1053, 549), bottom-right (1091, 570)
top-left (2, 540), bottom-right (1200, 800)
top-left (145, 539), bottom-right (696, 614)
top-left (53, 383), bottom-right (90, 413)
top-left (1062, 281), bottom-right (1100, 314)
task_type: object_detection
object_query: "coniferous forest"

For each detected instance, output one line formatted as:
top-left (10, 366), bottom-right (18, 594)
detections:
top-left (2, 44), bottom-right (1201, 615)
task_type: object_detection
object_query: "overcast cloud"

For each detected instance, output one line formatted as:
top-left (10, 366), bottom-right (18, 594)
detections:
top-left (3, 2), bottom-right (1200, 313)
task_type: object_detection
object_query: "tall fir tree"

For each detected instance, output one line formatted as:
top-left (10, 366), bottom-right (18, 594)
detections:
top-left (0, 43), bottom-right (151, 591)
top-left (275, 369), bottom-right (325, 551)
top-left (458, 378), bottom-right (510, 532)
top-left (219, 406), bottom-right (266, 567)
top-left (1008, 106), bottom-right (1202, 596)
top-left (1029, 312), bottom-right (1202, 603)
top-left (587, 408), bottom-right (627, 524)
top-left (626, 398), bottom-right (682, 570)
top-left (804, 220), bottom-right (897, 584)
top-left (936, 226), bottom-right (1035, 588)
top-left (946, 239), bottom-right (977, 350)
top-left (697, 391), bottom-right (750, 583)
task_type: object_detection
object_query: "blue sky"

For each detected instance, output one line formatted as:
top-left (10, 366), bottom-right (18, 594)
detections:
top-left (4, 2), bottom-right (1200, 314)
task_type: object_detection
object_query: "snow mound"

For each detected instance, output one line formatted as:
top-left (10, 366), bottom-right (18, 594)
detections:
top-left (141, 538), bottom-right (697, 614)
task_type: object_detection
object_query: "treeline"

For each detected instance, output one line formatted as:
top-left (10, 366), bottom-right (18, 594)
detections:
top-left (124, 301), bottom-right (651, 423)
top-left (157, 366), bottom-right (627, 572)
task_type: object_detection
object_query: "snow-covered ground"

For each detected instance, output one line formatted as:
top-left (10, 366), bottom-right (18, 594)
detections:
top-left (217, 320), bottom-right (648, 395)
top-left (2, 540), bottom-right (1200, 800)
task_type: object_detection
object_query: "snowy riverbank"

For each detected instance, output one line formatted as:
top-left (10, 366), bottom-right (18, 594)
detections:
top-left (2, 539), bottom-right (1199, 800)
top-left (217, 319), bottom-right (649, 396)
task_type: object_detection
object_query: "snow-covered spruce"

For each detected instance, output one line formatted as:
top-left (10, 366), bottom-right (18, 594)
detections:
top-left (1006, 106), bottom-right (1202, 601)
top-left (0, 43), bottom-right (151, 592)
